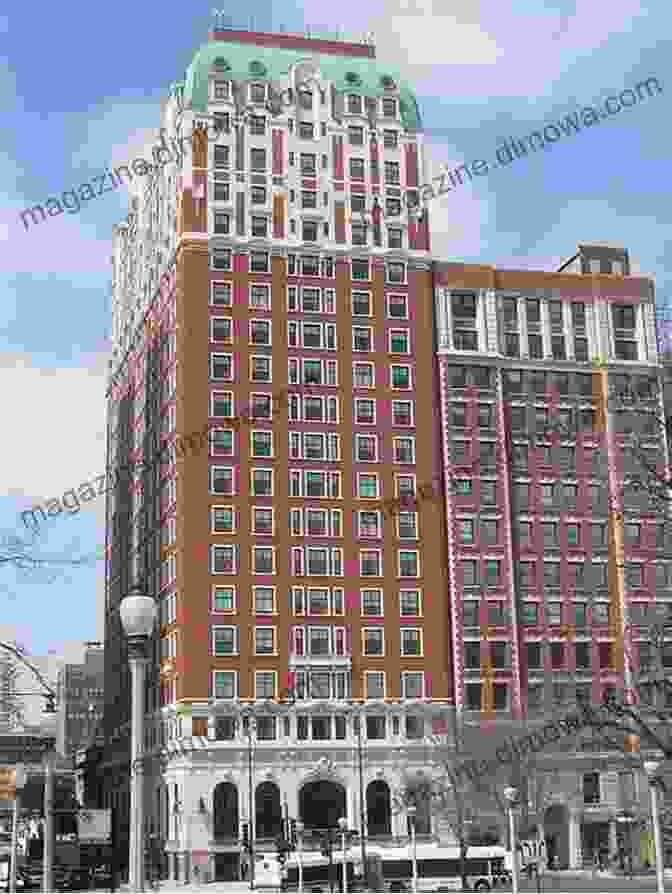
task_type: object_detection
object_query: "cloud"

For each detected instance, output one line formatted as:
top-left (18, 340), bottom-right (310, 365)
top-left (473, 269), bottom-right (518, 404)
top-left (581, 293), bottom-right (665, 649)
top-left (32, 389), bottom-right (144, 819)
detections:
top-left (0, 353), bottom-right (108, 508)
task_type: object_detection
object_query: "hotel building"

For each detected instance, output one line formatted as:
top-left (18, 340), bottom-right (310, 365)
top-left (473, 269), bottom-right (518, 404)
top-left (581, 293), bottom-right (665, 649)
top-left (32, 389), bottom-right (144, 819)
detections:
top-left (103, 24), bottom-right (452, 883)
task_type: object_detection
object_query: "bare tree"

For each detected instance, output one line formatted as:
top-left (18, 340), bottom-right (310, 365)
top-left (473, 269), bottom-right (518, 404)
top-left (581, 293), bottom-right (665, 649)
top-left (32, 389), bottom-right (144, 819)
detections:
top-left (0, 525), bottom-right (102, 597)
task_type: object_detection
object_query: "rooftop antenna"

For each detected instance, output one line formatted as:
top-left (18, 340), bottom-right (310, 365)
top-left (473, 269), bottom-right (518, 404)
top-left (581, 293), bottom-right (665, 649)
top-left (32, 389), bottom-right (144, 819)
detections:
top-left (212, 9), bottom-right (227, 30)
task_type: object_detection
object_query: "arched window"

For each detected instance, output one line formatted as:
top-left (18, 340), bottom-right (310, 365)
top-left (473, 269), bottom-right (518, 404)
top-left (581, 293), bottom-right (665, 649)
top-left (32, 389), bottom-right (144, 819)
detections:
top-left (367, 781), bottom-right (391, 837)
top-left (213, 782), bottom-right (238, 839)
top-left (255, 781), bottom-right (282, 839)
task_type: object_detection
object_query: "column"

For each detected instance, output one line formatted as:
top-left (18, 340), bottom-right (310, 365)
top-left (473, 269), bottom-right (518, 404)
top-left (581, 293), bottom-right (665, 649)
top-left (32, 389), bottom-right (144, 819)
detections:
top-left (541, 299), bottom-right (552, 359)
top-left (609, 820), bottom-right (618, 857)
top-left (568, 809), bottom-right (582, 869)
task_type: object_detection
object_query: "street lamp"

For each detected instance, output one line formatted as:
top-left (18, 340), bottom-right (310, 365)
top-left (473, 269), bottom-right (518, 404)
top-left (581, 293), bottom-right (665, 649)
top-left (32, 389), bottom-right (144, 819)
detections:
top-left (243, 711), bottom-right (257, 891)
top-left (9, 766), bottom-right (26, 894)
top-left (338, 817), bottom-right (348, 894)
top-left (407, 805), bottom-right (417, 894)
top-left (40, 701), bottom-right (58, 894)
top-left (644, 761), bottom-right (666, 894)
top-left (296, 820), bottom-right (304, 894)
top-left (119, 586), bottom-right (158, 893)
top-left (616, 811), bottom-right (636, 879)
top-left (503, 787), bottom-right (520, 894)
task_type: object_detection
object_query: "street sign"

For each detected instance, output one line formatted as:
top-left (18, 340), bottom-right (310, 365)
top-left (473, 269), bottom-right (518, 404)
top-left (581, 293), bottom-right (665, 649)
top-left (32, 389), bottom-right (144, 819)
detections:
top-left (0, 769), bottom-right (15, 802)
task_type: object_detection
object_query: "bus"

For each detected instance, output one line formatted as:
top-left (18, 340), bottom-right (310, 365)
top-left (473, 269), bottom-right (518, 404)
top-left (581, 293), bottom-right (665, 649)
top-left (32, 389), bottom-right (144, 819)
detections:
top-left (283, 849), bottom-right (360, 891)
top-left (375, 844), bottom-right (511, 892)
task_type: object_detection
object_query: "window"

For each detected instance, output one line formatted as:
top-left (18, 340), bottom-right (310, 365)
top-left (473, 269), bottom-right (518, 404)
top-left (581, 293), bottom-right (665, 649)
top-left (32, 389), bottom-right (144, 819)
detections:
top-left (350, 158), bottom-right (365, 179)
top-left (251, 469), bottom-right (273, 497)
top-left (212, 506), bottom-right (235, 534)
top-left (300, 154), bottom-right (317, 176)
top-left (382, 97), bottom-right (397, 117)
top-left (362, 590), bottom-right (383, 616)
top-left (213, 626), bottom-right (238, 656)
top-left (212, 586), bottom-right (236, 613)
top-left (591, 523), bottom-right (607, 549)
top-left (254, 587), bottom-right (275, 614)
top-left (250, 320), bottom-right (271, 345)
top-left (352, 291), bottom-right (371, 316)
top-left (212, 248), bottom-right (232, 271)
top-left (402, 673), bottom-right (425, 701)
top-left (353, 328), bottom-right (372, 352)
top-left (211, 282), bottom-right (232, 307)
top-left (255, 627), bottom-right (276, 655)
top-left (366, 672), bottom-right (385, 699)
top-left (390, 330), bottom-right (409, 353)
top-left (250, 251), bottom-right (269, 273)
top-left (522, 603), bottom-right (539, 626)
top-left (481, 519), bottom-right (499, 546)
top-left (453, 479), bottom-right (472, 497)
top-left (255, 672), bottom-right (276, 700)
top-left (251, 185), bottom-right (267, 205)
top-left (211, 467), bottom-right (234, 496)
top-left (253, 507), bottom-right (274, 535)
top-left (387, 262), bottom-right (405, 284)
top-left (384, 161), bottom-right (400, 184)
top-left (399, 550), bottom-right (419, 577)
top-left (251, 356), bottom-right (271, 383)
top-left (465, 684), bottom-right (482, 711)
top-left (250, 148), bottom-right (266, 171)
top-left (299, 121), bottom-right (314, 139)
top-left (383, 130), bottom-right (398, 149)
top-left (393, 437), bottom-right (415, 464)
top-left (211, 317), bottom-right (232, 342)
top-left (575, 642), bottom-right (591, 669)
top-left (348, 125), bottom-right (364, 145)
top-left (211, 353), bottom-right (233, 381)
top-left (214, 670), bottom-right (237, 700)
top-left (485, 559), bottom-right (500, 587)
top-left (213, 80), bottom-right (230, 100)
top-left (459, 519), bottom-right (474, 545)
top-left (388, 228), bottom-right (403, 249)
top-left (392, 400), bottom-right (413, 426)
top-left (526, 642), bottom-right (542, 670)
top-left (355, 399), bottom-right (375, 424)
top-left (358, 508), bottom-right (380, 536)
top-left (388, 294), bottom-right (408, 319)
top-left (364, 628), bottom-right (384, 656)
top-left (213, 175), bottom-right (229, 201)
top-left (542, 522), bottom-right (558, 548)
top-left (398, 512), bottom-right (417, 540)
top-left (462, 559), bottom-right (478, 588)
top-left (361, 550), bottom-right (382, 576)
top-left (214, 212), bottom-right (230, 234)
top-left (401, 628), bottom-right (422, 656)
top-left (352, 259), bottom-right (370, 281)
top-left (211, 544), bottom-right (237, 574)
top-left (400, 590), bottom-right (421, 616)
top-left (302, 220), bottom-right (319, 242)
top-left (358, 474), bottom-right (379, 499)
top-left (544, 562), bottom-right (560, 589)
top-left (251, 431), bottom-right (273, 458)
top-left (546, 602), bottom-right (562, 625)
top-left (214, 145), bottom-right (230, 168)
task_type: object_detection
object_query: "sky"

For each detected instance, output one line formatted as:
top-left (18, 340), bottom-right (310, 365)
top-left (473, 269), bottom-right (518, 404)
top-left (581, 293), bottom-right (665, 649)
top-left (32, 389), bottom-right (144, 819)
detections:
top-left (0, 0), bottom-right (670, 658)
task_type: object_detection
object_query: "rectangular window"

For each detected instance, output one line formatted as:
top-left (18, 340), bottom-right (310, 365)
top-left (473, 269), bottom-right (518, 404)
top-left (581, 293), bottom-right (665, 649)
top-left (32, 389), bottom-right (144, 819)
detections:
top-left (213, 626), bottom-right (238, 656)
top-left (366, 672), bottom-right (385, 699)
top-left (211, 282), bottom-right (232, 307)
top-left (254, 587), bottom-right (275, 614)
top-left (212, 506), bottom-right (235, 534)
top-left (363, 628), bottom-right (384, 656)
top-left (400, 590), bottom-right (421, 617)
top-left (255, 627), bottom-right (276, 655)
top-left (212, 586), bottom-right (236, 613)
top-left (401, 628), bottom-right (422, 656)
top-left (362, 589), bottom-right (383, 616)
top-left (213, 670), bottom-right (237, 700)
top-left (255, 672), bottom-right (277, 701)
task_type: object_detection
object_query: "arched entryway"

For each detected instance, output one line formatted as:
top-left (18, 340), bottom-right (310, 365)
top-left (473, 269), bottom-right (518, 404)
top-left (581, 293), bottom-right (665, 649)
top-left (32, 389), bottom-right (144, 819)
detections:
top-left (256, 781), bottom-right (282, 839)
top-left (367, 781), bottom-right (391, 837)
top-left (544, 804), bottom-right (569, 869)
top-left (300, 780), bottom-right (346, 829)
top-left (213, 782), bottom-right (238, 839)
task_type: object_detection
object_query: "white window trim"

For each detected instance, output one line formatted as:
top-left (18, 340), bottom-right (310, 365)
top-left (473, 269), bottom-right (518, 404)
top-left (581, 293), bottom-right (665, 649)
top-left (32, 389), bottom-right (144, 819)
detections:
top-left (251, 429), bottom-right (274, 459)
top-left (250, 392), bottom-right (273, 421)
top-left (306, 546), bottom-right (331, 577)
top-left (354, 397), bottom-right (377, 426)
top-left (249, 282), bottom-right (272, 311)
top-left (251, 467), bottom-right (274, 498)
top-left (386, 261), bottom-right (407, 286)
top-left (401, 627), bottom-right (424, 657)
top-left (304, 507), bottom-right (328, 537)
top-left (397, 511), bottom-right (418, 541)
top-left (387, 293), bottom-right (409, 320)
top-left (393, 436), bottom-right (416, 465)
top-left (250, 354), bottom-right (272, 384)
top-left (211, 505), bottom-right (236, 535)
top-left (254, 626), bottom-right (278, 657)
top-left (391, 364), bottom-right (413, 390)
top-left (252, 505), bottom-right (275, 536)
top-left (357, 472), bottom-right (380, 499)
top-left (211, 544), bottom-right (237, 575)
top-left (398, 549), bottom-right (420, 578)
top-left (358, 509), bottom-right (382, 539)
top-left (400, 589), bottom-right (422, 617)
top-left (253, 585), bottom-right (277, 615)
top-left (389, 329), bottom-right (410, 354)
top-left (365, 670), bottom-right (386, 700)
top-left (212, 585), bottom-right (237, 614)
top-left (292, 586), bottom-right (306, 616)
top-left (254, 670), bottom-right (278, 700)
top-left (212, 624), bottom-right (239, 656)
top-left (250, 318), bottom-right (272, 347)
top-left (210, 428), bottom-right (235, 458)
top-left (353, 326), bottom-right (374, 353)
top-left (210, 466), bottom-right (235, 497)
top-left (362, 627), bottom-right (385, 657)
top-left (211, 353), bottom-right (234, 382)
top-left (252, 545), bottom-right (277, 575)
top-left (210, 317), bottom-right (233, 343)
top-left (353, 362), bottom-right (375, 389)
top-left (211, 248), bottom-right (232, 272)
top-left (352, 290), bottom-right (373, 318)
top-left (401, 670), bottom-right (426, 699)
top-left (395, 474), bottom-right (417, 498)
top-left (213, 669), bottom-right (238, 700)
top-left (355, 433), bottom-right (379, 464)
top-left (361, 588), bottom-right (384, 617)
top-left (300, 286), bottom-right (322, 314)
top-left (360, 548), bottom-right (383, 577)
top-left (211, 281), bottom-right (233, 307)
top-left (210, 390), bottom-right (234, 418)
top-left (306, 586), bottom-right (332, 616)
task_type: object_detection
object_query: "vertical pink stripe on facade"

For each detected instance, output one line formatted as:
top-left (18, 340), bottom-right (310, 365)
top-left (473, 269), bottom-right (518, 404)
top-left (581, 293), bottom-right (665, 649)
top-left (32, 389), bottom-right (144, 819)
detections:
top-left (272, 130), bottom-right (284, 175)
top-left (424, 671), bottom-right (432, 698)
top-left (404, 144), bottom-right (419, 188)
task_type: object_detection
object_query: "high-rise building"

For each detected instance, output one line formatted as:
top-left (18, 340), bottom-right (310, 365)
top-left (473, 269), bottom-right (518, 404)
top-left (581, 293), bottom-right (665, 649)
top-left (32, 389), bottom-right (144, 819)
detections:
top-left (434, 243), bottom-right (667, 866)
top-left (104, 24), bottom-right (451, 882)
top-left (56, 642), bottom-right (104, 757)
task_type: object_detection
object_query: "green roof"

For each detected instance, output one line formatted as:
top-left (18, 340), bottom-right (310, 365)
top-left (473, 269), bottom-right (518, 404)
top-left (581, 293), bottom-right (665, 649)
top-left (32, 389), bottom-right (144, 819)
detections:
top-left (182, 40), bottom-right (422, 130)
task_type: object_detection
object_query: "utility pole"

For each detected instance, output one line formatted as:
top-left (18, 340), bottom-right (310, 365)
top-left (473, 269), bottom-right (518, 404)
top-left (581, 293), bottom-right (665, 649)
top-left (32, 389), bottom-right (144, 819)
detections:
top-left (355, 712), bottom-right (367, 884)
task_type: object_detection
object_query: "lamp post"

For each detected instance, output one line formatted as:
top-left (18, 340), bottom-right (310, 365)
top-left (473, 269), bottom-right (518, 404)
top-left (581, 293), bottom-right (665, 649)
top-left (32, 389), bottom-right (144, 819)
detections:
top-left (616, 811), bottom-right (636, 879)
top-left (296, 820), bottom-right (304, 894)
top-left (119, 586), bottom-right (158, 893)
top-left (644, 761), bottom-right (666, 894)
top-left (244, 712), bottom-right (257, 891)
top-left (9, 765), bottom-right (26, 894)
top-left (355, 711), bottom-right (367, 885)
top-left (503, 787), bottom-right (520, 894)
top-left (40, 701), bottom-right (58, 894)
top-left (407, 805), bottom-right (417, 894)
top-left (338, 818), bottom-right (348, 894)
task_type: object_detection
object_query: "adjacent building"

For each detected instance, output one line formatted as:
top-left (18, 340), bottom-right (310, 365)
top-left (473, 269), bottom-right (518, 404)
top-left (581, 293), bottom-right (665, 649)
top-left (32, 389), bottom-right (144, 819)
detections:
top-left (56, 642), bottom-right (104, 758)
